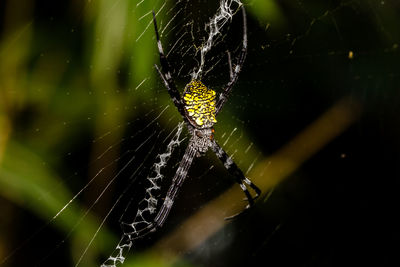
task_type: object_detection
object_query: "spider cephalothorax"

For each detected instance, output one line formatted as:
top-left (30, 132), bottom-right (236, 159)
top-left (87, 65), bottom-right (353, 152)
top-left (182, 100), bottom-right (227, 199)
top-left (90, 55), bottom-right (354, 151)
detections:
top-left (192, 127), bottom-right (214, 156)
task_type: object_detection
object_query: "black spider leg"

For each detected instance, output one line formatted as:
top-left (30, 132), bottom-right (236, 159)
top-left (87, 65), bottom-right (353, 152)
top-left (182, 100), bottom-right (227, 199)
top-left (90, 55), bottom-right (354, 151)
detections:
top-left (152, 11), bottom-right (188, 123)
top-left (227, 51), bottom-right (233, 79)
top-left (215, 5), bottom-right (248, 115)
top-left (131, 140), bottom-right (197, 238)
top-left (211, 140), bottom-right (261, 220)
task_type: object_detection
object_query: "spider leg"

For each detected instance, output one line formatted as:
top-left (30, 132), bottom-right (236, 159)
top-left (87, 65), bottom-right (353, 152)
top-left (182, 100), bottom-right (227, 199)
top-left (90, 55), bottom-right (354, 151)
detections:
top-left (154, 142), bottom-right (197, 226)
top-left (152, 11), bottom-right (188, 120)
top-left (216, 5), bottom-right (248, 115)
top-left (211, 140), bottom-right (261, 220)
top-left (130, 141), bottom-right (197, 238)
top-left (227, 51), bottom-right (233, 79)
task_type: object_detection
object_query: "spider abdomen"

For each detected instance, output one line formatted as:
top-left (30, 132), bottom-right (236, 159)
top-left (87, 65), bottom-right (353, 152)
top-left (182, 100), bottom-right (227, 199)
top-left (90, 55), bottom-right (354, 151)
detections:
top-left (183, 80), bottom-right (217, 128)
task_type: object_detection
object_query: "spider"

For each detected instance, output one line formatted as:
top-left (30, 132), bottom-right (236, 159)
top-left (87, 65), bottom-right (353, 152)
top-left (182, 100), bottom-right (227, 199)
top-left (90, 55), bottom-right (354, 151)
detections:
top-left (143, 5), bottom-right (260, 236)
top-left (100, 7), bottom-right (261, 267)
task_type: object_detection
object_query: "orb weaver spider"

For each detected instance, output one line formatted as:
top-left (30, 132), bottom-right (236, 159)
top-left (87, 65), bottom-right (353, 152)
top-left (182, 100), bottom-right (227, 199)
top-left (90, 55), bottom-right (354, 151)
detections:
top-left (101, 6), bottom-right (261, 267)
top-left (147, 5), bottom-right (261, 233)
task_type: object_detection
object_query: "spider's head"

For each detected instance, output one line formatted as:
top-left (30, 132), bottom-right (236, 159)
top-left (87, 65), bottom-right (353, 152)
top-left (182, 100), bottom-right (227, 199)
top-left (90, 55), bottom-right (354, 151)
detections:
top-left (183, 80), bottom-right (217, 129)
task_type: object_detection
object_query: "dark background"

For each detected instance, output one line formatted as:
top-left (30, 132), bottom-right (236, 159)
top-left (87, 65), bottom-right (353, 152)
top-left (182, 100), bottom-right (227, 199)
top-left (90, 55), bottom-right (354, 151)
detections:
top-left (0, 0), bottom-right (399, 266)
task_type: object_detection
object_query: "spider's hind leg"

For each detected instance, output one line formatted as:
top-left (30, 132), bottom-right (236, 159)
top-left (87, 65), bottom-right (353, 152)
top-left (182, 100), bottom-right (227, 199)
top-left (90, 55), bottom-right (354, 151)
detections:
top-left (215, 5), bottom-right (248, 115)
top-left (152, 11), bottom-right (188, 122)
top-left (211, 140), bottom-right (261, 219)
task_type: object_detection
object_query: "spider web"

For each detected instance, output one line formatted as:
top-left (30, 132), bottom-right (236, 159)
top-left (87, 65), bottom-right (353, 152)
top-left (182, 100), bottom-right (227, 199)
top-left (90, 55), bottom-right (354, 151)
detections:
top-left (99, 1), bottom-right (245, 266)
top-left (0, 0), bottom-right (399, 267)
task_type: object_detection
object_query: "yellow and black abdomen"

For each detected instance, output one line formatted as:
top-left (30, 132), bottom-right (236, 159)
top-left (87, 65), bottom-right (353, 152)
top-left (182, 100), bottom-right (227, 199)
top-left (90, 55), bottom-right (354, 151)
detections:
top-left (183, 80), bottom-right (217, 128)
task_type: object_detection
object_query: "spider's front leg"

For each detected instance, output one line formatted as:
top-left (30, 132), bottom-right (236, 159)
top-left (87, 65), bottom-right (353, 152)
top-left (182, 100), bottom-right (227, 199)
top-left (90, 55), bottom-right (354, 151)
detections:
top-left (211, 140), bottom-right (261, 219)
top-left (132, 140), bottom-right (198, 239)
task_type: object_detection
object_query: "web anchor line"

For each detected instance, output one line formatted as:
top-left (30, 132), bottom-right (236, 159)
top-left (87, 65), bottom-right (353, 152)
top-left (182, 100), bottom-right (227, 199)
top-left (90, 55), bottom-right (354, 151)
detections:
top-left (101, 122), bottom-right (184, 267)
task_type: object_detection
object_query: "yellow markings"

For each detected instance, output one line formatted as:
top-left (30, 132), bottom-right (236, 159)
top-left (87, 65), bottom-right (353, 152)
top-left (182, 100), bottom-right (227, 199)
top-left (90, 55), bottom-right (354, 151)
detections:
top-left (183, 80), bottom-right (217, 127)
top-left (348, 50), bottom-right (354, 59)
top-left (195, 117), bottom-right (204, 126)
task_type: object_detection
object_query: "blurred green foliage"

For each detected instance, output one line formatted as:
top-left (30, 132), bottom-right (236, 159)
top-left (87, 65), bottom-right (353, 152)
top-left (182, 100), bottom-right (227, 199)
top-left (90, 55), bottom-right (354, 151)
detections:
top-left (0, 1), bottom-right (168, 266)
